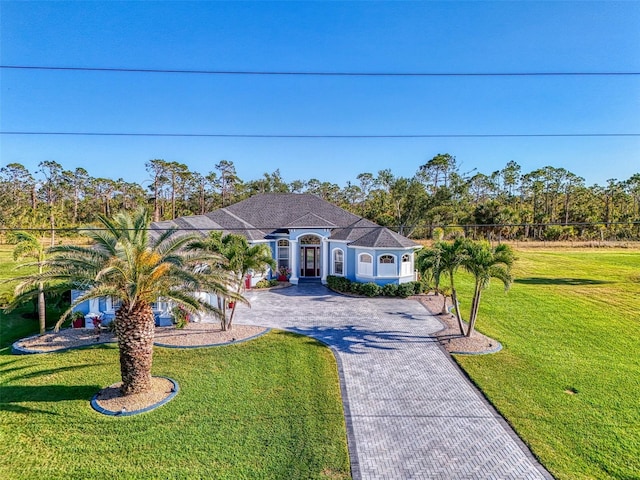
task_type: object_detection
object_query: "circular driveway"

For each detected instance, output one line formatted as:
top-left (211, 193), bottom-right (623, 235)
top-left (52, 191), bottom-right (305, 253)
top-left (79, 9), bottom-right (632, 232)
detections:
top-left (235, 283), bottom-right (551, 480)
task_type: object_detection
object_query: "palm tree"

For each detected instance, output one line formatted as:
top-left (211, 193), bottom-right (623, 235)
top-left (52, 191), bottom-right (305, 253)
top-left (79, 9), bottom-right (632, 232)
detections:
top-left (434, 239), bottom-right (468, 334)
top-left (189, 232), bottom-right (275, 330)
top-left (11, 232), bottom-right (47, 334)
top-left (416, 240), bottom-right (467, 334)
top-left (461, 241), bottom-right (515, 338)
top-left (12, 208), bottom-right (231, 395)
top-left (416, 244), bottom-right (447, 314)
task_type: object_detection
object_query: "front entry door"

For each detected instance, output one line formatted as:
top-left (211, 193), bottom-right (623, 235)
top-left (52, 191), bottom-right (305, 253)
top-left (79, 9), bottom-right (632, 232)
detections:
top-left (301, 246), bottom-right (320, 277)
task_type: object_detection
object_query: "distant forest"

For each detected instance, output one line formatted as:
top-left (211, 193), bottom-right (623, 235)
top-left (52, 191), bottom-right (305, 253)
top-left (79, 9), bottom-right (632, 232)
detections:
top-left (1, 155), bottom-right (639, 242)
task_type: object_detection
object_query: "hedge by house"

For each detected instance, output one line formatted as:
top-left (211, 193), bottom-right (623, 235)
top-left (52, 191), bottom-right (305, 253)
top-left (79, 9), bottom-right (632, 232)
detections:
top-left (326, 276), bottom-right (425, 298)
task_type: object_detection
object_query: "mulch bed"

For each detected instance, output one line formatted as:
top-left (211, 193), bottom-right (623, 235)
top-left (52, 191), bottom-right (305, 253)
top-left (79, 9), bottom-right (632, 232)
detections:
top-left (413, 293), bottom-right (501, 354)
top-left (93, 377), bottom-right (175, 414)
top-left (154, 323), bottom-right (267, 347)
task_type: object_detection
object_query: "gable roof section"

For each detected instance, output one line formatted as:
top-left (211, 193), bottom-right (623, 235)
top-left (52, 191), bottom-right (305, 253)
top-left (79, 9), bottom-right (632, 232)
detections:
top-left (150, 193), bottom-right (418, 248)
top-left (348, 226), bottom-right (418, 248)
top-left (285, 212), bottom-right (337, 228)
top-left (225, 193), bottom-right (360, 230)
top-left (205, 209), bottom-right (266, 241)
top-left (330, 217), bottom-right (380, 242)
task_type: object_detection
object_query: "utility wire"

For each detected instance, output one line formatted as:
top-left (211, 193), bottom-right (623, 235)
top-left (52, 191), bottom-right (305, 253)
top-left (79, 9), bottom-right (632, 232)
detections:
top-left (2, 131), bottom-right (639, 138)
top-left (2, 65), bottom-right (639, 77)
top-left (2, 221), bottom-right (639, 233)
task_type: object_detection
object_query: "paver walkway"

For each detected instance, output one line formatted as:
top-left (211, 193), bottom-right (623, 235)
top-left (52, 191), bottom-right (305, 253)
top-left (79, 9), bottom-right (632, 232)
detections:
top-left (235, 283), bottom-right (552, 480)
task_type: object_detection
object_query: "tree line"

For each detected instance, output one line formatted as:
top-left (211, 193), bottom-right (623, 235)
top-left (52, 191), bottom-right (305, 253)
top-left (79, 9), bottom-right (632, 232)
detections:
top-left (1, 155), bottom-right (639, 242)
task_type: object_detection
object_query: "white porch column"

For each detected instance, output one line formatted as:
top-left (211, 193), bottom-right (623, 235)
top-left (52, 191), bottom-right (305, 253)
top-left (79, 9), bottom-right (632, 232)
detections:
top-left (321, 238), bottom-right (329, 284)
top-left (289, 238), bottom-right (299, 284)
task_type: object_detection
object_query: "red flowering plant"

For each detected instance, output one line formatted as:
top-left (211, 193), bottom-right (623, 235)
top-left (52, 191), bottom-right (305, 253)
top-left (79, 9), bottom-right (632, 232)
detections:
top-left (277, 266), bottom-right (291, 279)
top-left (173, 304), bottom-right (190, 329)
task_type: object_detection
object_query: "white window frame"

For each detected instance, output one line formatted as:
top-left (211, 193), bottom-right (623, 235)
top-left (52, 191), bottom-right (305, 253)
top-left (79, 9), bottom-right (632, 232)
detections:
top-left (401, 253), bottom-right (413, 277)
top-left (358, 253), bottom-right (373, 276)
top-left (378, 254), bottom-right (397, 277)
top-left (277, 239), bottom-right (289, 269)
top-left (333, 248), bottom-right (345, 276)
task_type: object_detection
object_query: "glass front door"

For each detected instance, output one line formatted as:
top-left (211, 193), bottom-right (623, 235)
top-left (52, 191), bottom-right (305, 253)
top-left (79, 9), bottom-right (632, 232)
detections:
top-left (301, 246), bottom-right (320, 277)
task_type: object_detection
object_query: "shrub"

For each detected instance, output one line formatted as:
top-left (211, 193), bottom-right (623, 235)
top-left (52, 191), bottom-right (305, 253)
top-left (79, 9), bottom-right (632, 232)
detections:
top-left (408, 281), bottom-right (424, 294)
top-left (269, 279), bottom-right (280, 287)
top-left (543, 225), bottom-right (564, 241)
top-left (397, 283), bottom-right (415, 298)
top-left (349, 282), bottom-right (363, 295)
top-left (432, 227), bottom-right (444, 241)
top-left (444, 226), bottom-right (465, 240)
top-left (360, 282), bottom-right (381, 297)
top-left (254, 279), bottom-right (271, 289)
top-left (327, 275), bottom-right (352, 292)
top-left (381, 283), bottom-right (399, 297)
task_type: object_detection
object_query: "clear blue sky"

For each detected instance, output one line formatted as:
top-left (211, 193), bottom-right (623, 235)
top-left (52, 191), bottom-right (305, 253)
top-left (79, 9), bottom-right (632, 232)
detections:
top-left (1, 1), bottom-right (639, 187)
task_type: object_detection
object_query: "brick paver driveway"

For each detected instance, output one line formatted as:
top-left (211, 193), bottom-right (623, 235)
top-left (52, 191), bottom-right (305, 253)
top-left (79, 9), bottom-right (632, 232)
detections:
top-left (235, 283), bottom-right (552, 479)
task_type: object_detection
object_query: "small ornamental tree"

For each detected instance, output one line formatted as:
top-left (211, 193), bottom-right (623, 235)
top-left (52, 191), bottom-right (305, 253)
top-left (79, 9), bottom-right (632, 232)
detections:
top-left (461, 241), bottom-right (515, 337)
top-left (189, 232), bottom-right (275, 330)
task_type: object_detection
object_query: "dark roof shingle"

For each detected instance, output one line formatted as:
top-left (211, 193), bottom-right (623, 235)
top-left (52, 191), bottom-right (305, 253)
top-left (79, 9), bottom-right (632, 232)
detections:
top-left (150, 193), bottom-right (418, 248)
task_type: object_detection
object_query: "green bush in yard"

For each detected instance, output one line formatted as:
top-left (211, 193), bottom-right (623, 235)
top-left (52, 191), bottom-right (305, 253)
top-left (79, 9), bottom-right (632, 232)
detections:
top-left (381, 283), bottom-right (399, 296)
top-left (397, 283), bottom-right (415, 298)
top-left (360, 282), bottom-right (381, 297)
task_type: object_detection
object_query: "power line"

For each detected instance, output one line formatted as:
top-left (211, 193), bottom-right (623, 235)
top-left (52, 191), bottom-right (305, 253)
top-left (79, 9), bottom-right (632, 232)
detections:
top-left (2, 131), bottom-right (639, 139)
top-left (1, 221), bottom-right (639, 233)
top-left (2, 65), bottom-right (639, 77)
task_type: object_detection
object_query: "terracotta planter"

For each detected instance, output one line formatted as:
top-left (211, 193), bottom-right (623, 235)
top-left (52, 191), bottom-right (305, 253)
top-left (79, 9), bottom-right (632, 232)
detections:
top-left (277, 275), bottom-right (287, 281)
top-left (72, 318), bottom-right (84, 328)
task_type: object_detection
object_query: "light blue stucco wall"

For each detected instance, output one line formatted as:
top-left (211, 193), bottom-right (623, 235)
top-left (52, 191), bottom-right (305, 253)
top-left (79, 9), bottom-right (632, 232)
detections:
top-left (326, 243), bottom-right (416, 285)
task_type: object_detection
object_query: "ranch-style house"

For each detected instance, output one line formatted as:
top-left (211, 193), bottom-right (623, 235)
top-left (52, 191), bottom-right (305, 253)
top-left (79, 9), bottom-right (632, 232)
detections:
top-left (73, 193), bottom-right (420, 326)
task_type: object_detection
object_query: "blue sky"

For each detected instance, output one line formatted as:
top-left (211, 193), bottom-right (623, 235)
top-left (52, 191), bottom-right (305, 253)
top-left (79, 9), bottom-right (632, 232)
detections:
top-left (1, 1), bottom-right (639, 187)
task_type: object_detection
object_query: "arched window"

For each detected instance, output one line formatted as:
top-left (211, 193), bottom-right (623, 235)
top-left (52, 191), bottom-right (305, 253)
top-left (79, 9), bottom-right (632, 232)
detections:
top-left (333, 249), bottom-right (344, 275)
top-left (300, 235), bottom-right (321, 245)
top-left (401, 253), bottom-right (412, 276)
top-left (378, 254), bottom-right (396, 277)
top-left (358, 253), bottom-right (373, 276)
top-left (277, 239), bottom-right (289, 269)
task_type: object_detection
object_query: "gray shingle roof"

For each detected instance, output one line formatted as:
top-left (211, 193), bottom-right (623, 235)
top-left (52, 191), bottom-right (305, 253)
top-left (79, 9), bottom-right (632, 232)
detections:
top-left (150, 193), bottom-right (418, 248)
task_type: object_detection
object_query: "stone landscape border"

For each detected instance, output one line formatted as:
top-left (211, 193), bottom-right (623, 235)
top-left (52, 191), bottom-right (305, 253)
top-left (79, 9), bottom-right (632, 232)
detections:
top-left (90, 376), bottom-right (180, 417)
top-left (11, 334), bottom-right (116, 355)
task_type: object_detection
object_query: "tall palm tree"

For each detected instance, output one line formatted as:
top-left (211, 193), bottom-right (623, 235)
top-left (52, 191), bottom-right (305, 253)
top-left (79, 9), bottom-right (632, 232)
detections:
top-left (189, 232), bottom-right (275, 330)
top-left (12, 208), bottom-right (231, 395)
top-left (11, 232), bottom-right (47, 334)
top-left (461, 241), bottom-right (515, 338)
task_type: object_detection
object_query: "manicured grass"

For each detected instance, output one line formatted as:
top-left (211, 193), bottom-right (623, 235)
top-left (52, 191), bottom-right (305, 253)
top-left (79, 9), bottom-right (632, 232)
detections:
top-left (452, 248), bottom-right (640, 480)
top-left (0, 331), bottom-right (350, 479)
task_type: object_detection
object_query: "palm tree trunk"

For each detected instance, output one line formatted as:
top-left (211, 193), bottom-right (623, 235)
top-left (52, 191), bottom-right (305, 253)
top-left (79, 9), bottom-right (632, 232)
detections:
top-left (37, 282), bottom-right (46, 335)
top-left (466, 286), bottom-right (482, 337)
top-left (440, 293), bottom-right (448, 315)
top-left (115, 302), bottom-right (156, 395)
top-left (226, 283), bottom-right (243, 330)
top-left (449, 270), bottom-right (466, 335)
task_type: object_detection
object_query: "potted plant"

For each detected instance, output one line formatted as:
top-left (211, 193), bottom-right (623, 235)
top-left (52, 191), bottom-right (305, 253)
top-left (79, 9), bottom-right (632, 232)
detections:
top-left (71, 311), bottom-right (85, 328)
top-left (276, 266), bottom-right (291, 282)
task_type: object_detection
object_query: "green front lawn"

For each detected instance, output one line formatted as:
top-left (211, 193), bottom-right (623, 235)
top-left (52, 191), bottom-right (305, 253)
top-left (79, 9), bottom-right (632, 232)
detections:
top-left (454, 248), bottom-right (640, 480)
top-left (0, 332), bottom-right (350, 479)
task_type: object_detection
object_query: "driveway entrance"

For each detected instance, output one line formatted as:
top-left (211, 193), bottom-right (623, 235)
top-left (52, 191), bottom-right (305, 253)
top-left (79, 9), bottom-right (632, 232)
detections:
top-left (235, 283), bottom-right (551, 479)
